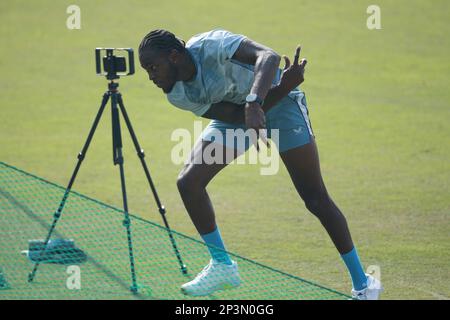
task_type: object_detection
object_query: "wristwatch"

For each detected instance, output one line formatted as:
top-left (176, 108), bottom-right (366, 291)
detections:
top-left (246, 93), bottom-right (264, 106)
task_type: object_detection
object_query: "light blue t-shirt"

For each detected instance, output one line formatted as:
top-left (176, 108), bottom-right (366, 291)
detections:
top-left (167, 29), bottom-right (282, 116)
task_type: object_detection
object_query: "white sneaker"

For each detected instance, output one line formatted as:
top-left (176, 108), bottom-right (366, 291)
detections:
top-left (352, 273), bottom-right (384, 300)
top-left (181, 260), bottom-right (241, 296)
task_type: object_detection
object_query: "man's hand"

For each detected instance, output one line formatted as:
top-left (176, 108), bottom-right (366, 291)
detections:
top-left (245, 102), bottom-right (268, 151)
top-left (279, 46), bottom-right (307, 93)
top-left (245, 102), bottom-right (265, 129)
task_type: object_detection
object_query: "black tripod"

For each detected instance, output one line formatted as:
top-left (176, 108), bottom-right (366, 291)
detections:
top-left (28, 80), bottom-right (187, 293)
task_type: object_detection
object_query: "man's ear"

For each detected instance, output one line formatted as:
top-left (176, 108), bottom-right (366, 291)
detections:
top-left (168, 49), bottom-right (181, 64)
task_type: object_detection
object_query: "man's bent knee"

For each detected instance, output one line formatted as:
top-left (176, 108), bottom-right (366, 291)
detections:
top-left (176, 169), bottom-right (205, 196)
top-left (303, 191), bottom-right (332, 216)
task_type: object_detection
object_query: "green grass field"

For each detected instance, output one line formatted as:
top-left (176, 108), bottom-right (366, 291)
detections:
top-left (0, 161), bottom-right (351, 300)
top-left (1, 0), bottom-right (449, 299)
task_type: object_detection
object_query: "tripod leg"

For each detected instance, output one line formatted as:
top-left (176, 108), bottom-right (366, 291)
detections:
top-left (28, 92), bottom-right (110, 282)
top-left (117, 93), bottom-right (187, 275)
top-left (111, 91), bottom-right (139, 293)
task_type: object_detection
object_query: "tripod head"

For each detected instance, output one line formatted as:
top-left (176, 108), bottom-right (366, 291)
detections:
top-left (95, 48), bottom-right (135, 80)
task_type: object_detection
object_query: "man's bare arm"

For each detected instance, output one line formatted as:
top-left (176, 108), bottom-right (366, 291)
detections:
top-left (232, 38), bottom-right (281, 104)
top-left (201, 85), bottom-right (290, 124)
top-left (202, 43), bottom-right (308, 125)
top-left (202, 45), bottom-right (307, 124)
top-left (201, 101), bottom-right (245, 124)
top-left (231, 38), bottom-right (280, 130)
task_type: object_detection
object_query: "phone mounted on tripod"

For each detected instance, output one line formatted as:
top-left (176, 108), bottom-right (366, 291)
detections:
top-left (95, 48), bottom-right (135, 80)
top-left (27, 46), bottom-right (187, 292)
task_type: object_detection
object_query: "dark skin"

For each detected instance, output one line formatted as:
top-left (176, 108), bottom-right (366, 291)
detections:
top-left (139, 39), bottom-right (307, 127)
top-left (140, 37), bottom-right (354, 255)
top-left (203, 43), bottom-right (307, 126)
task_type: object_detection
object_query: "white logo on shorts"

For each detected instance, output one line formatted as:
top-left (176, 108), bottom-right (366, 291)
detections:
top-left (293, 126), bottom-right (302, 135)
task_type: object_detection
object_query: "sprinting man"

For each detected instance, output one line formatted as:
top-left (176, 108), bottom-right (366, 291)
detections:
top-left (138, 29), bottom-right (383, 299)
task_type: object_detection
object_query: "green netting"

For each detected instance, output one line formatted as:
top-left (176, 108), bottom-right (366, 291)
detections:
top-left (0, 161), bottom-right (350, 300)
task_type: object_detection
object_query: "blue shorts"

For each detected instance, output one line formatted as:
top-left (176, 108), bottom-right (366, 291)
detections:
top-left (201, 90), bottom-right (314, 153)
